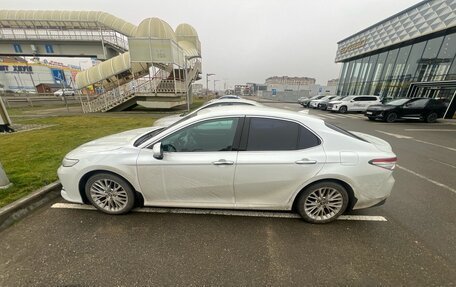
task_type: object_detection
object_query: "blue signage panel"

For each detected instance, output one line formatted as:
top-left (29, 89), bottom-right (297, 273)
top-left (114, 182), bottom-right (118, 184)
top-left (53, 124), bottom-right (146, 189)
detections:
top-left (51, 69), bottom-right (66, 84)
top-left (272, 88), bottom-right (277, 95)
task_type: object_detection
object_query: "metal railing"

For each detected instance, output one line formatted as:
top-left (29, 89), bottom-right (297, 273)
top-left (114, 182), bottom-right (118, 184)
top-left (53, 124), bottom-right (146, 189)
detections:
top-left (81, 62), bottom-right (200, 113)
top-left (0, 28), bottom-right (129, 51)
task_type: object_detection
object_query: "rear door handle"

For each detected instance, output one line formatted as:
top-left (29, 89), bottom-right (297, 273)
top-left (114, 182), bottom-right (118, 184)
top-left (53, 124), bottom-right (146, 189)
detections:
top-left (212, 159), bottom-right (234, 166)
top-left (295, 159), bottom-right (317, 165)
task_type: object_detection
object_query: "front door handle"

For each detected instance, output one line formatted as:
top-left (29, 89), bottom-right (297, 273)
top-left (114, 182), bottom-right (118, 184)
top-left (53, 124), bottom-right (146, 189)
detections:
top-left (295, 159), bottom-right (317, 165)
top-left (212, 159), bottom-right (234, 166)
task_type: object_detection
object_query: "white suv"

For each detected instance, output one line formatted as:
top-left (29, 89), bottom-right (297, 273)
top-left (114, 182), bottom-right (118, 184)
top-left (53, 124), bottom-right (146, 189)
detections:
top-left (54, 88), bottom-right (76, 97)
top-left (327, 95), bottom-right (381, 113)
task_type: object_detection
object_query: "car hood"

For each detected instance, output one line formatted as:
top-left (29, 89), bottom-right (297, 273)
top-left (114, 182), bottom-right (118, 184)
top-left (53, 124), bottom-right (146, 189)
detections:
top-left (367, 104), bottom-right (395, 111)
top-left (66, 127), bottom-right (162, 157)
top-left (329, 100), bottom-right (343, 104)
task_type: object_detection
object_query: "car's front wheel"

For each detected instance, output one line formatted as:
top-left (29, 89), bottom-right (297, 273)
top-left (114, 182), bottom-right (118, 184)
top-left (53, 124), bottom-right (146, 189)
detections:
top-left (338, 106), bottom-right (347, 113)
top-left (296, 181), bottom-right (349, 224)
top-left (425, 112), bottom-right (438, 123)
top-left (385, 112), bottom-right (397, 123)
top-left (85, 173), bottom-right (135, 215)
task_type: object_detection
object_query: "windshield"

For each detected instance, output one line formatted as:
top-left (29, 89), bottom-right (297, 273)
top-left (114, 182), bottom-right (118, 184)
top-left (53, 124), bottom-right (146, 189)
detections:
top-left (342, 96), bottom-right (354, 101)
top-left (133, 128), bottom-right (165, 147)
top-left (320, 96), bottom-right (331, 101)
top-left (332, 96), bottom-right (342, 101)
top-left (386, 99), bottom-right (410, 106)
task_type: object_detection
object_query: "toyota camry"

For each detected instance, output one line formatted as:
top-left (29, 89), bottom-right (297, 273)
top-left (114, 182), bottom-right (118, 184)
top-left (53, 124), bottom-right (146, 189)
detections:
top-left (58, 106), bottom-right (396, 223)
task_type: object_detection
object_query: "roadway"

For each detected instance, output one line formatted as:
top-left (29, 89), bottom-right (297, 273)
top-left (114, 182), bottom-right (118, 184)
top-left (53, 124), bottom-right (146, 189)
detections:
top-left (0, 102), bottom-right (455, 286)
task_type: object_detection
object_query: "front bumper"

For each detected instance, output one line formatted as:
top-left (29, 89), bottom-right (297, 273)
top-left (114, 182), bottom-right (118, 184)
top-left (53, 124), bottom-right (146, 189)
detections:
top-left (57, 165), bottom-right (84, 203)
top-left (365, 110), bottom-right (385, 119)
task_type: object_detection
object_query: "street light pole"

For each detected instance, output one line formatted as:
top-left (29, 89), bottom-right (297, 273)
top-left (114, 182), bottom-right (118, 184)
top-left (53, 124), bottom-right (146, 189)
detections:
top-left (213, 79), bottom-right (220, 96)
top-left (206, 73), bottom-right (215, 97)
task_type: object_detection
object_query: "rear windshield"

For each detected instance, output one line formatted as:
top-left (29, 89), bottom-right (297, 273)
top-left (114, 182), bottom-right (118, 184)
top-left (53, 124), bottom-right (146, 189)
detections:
top-left (324, 122), bottom-right (367, 142)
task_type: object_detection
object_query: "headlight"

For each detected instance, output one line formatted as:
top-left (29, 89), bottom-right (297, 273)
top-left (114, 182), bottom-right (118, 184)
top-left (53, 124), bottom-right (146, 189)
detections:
top-left (62, 158), bottom-right (79, 167)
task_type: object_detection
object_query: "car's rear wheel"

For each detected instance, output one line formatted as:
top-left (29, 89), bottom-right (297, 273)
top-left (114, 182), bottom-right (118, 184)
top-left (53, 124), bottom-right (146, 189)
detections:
top-left (385, 112), bottom-right (397, 123)
top-left (338, 106), bottom-right (347, 113)
top-left (425, 112), bottom-right (438, 123)
top-left (85, 173), bottom-right (135, 215)
top-left (296, 181), bottom-right (349, 224)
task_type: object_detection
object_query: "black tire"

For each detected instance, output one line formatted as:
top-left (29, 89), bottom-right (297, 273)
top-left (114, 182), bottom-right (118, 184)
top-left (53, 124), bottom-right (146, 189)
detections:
top-left (296, 181), bottom-right (349, 224)
top-left (338, 106), bottom-right (348, 113)
top-left (425, 112), bottom-right (438, 123)
top-left (368, 117), bottom-right (375, 121)
top-left (85, 173), bottom-right (135, 215)
top-left (385, 112), bottom-right (397, 123)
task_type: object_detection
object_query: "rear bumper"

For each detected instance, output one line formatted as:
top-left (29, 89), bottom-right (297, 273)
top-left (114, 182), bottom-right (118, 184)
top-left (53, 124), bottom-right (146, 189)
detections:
top-left (352, 174), bottom-right (395, 210)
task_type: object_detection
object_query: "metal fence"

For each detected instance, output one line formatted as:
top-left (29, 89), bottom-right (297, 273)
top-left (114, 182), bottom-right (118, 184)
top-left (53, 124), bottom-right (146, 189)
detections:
top-left (258, 90), bottom-right (310, 102)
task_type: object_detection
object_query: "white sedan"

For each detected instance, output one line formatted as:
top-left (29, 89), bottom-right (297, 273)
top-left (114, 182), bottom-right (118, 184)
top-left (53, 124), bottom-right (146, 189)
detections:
top-left (58, 106), bottom-right (396, 223)
top-left (153, 98), bottom-right (262, 127)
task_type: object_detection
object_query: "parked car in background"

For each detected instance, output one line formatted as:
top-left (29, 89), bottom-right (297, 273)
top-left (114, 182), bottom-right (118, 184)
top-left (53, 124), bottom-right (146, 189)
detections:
top-left (58, 106), bottom-right (396, 224)
top-left (218, 95), bottom-right (240, 100)
top-left (318, 96), bottom-right (343, 110)
top-left (327, 95), bottom-right (381, 113)
top-left (365, 97), bottom-right (447, 123)
top-left (300, 95), bottom-right (325, 107)
top-left (298, 96), bottom-right (308, 105)
top-left (153, 98), bottom-right (263, 127)
top-left (309, 95), bottom-right (338, 109)
top-left (54, 88), bottom-right (76, 97)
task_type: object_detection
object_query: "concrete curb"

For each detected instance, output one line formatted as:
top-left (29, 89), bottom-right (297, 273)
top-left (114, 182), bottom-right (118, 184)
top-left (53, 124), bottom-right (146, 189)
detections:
top-left (0, 181), bottom-right (61, 231)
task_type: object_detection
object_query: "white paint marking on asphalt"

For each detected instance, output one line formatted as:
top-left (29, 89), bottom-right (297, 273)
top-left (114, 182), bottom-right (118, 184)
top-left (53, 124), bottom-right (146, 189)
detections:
top-left (376, 130), bottom-right (413, 139)
top-left (375, 130), bottom-right (456, 151)
top-left (316, 114), bottom-right (338, 119)
top-left (413, 139), bottom-right (456, 152)
top-left (327, 114), bottom-right (347, 118)
top-left (50, 203), bottom-right (387, 221)
top-left (404, 129), bottom-right (456, 132)
top-left (396, 165), bottom-right (456, 195)
top-left (429, 158), bottom-right (456, 169)
top-left (377, 130), bottom-right (456, 152)
top-left (298, 109), bottom-right (309, 114)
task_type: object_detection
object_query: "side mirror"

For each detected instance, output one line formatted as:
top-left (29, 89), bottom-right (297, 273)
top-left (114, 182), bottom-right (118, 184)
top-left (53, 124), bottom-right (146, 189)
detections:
top-left (152, 142), bottom-right (163, 159)
top-left (350, 100), bottom-right (354, 102)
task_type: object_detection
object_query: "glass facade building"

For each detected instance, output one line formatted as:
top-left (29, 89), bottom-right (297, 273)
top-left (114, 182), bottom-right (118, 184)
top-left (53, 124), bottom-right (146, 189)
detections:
top-left (335, 0), bottom-right (456, 118)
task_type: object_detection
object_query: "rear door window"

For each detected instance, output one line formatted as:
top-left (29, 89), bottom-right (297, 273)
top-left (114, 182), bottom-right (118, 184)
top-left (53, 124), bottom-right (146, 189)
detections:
top-left (245, 118), bottom-right (320, 151)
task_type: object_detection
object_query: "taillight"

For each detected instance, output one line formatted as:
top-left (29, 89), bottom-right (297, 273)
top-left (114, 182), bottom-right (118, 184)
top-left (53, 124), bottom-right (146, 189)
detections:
top-left (369, 157), bottom-right (397, 170)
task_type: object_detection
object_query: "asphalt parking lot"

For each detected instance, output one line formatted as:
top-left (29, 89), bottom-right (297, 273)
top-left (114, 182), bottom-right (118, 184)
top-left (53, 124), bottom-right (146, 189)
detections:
top-left (1, 102), bottom-right (455, 286)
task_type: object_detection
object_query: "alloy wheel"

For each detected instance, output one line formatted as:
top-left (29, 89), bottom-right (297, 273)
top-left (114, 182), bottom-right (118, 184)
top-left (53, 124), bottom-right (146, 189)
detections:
top-left (304, 187), bottom-right (344, 221)
top-left (90, 179), bottom-right (129, 212)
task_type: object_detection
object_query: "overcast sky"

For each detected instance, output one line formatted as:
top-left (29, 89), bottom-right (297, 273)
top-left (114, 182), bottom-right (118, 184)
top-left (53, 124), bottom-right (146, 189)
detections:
top-left (2, 0), bottom-right (419, 88)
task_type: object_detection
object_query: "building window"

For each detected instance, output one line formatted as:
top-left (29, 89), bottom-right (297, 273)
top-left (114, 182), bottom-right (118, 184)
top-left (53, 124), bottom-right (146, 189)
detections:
top-left (13, 44), bottom-right (22, 53)
top-left (45, 44), bottom-right (54, 53)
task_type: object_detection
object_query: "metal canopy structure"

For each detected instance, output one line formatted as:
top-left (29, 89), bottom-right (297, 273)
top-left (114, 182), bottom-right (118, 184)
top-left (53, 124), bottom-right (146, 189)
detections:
top-left (0, 10), bottom-right (203, 111)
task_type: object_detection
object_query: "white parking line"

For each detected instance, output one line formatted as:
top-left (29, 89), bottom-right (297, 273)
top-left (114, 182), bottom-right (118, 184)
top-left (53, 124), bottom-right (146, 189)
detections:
top-left (315, 114), bottom-right (338, 119)
top-left (51, 203), bottom-right (387, 221)
top-left (396, 165), bottom-right (456, 195)
top-left (343, 114), bottom-right (365, 119)
top-left (377, 130), bottom-right (456, 151)
top-left (404, 129), bottom-right (456, 132)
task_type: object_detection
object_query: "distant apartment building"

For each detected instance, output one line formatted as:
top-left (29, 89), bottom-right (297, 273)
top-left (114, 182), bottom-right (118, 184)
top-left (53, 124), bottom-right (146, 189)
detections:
top-left (327, 78), bottom-right (339, 87)
top-left (265, 76), bottom-right (316, 92)
top-left (191, 83), bottom-right (203, 95)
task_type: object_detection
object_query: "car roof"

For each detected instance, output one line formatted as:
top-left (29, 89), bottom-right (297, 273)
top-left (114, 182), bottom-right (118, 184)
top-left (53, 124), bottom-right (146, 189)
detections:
top-left (194, 105), bottom-right (324, 125)
top-left (203, 98), bottom-right (262, 106)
